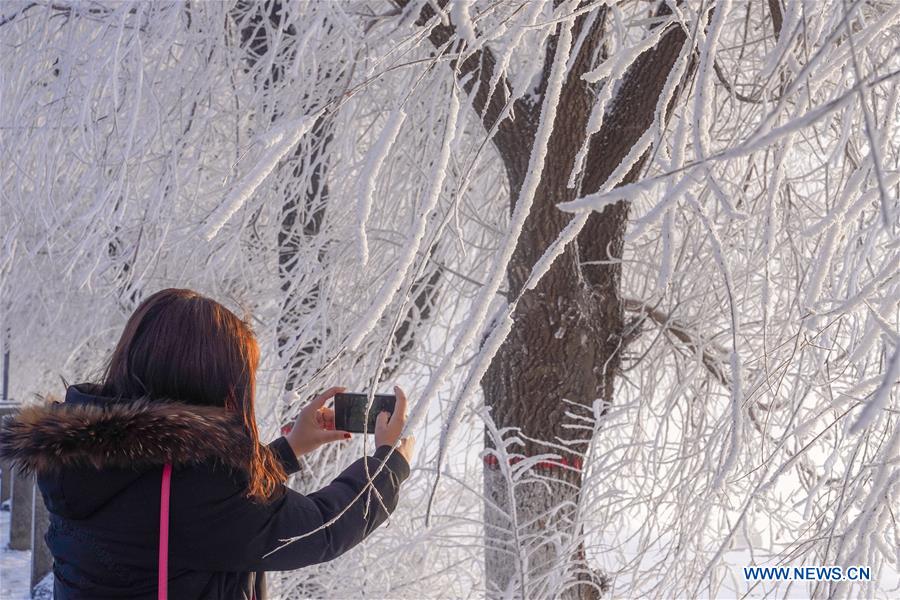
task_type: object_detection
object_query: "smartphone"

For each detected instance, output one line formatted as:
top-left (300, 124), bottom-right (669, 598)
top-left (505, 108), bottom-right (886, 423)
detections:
top-left (334, 393), bottom-right (396, 434)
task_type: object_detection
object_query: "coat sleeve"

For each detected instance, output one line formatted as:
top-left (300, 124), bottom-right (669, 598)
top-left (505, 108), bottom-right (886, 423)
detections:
top-left (268, 435), bottom-right (304, 474)
top-left (171, 438), bottom-right (411, 572)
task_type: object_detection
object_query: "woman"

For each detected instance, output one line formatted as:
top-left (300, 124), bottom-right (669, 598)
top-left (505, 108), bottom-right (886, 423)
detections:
top-left (0, 288), bottom-right (414, 599)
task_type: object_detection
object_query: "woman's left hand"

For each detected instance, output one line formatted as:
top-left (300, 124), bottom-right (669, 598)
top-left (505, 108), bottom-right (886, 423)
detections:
top-left (284, 386), bottom-right (351, 457)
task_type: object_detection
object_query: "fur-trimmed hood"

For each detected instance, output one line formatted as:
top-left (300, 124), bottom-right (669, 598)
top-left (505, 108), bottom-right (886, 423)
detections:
top-left (0, 382), bottom-right (254, 477)
top-left (0, 383), bottom-right (258, 519)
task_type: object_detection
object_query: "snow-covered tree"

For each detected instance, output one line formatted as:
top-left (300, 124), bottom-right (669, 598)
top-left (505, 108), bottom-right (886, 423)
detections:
top-left (2, 1), bottom-right (898, 598)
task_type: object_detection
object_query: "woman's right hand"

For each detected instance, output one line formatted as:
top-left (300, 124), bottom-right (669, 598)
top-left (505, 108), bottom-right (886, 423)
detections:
top-left (375, 385), bottom-right (415, 466)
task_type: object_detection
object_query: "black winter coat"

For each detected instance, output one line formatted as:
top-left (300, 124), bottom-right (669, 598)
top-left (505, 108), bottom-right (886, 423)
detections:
top-left (0, 383), bottom-right (410, 599)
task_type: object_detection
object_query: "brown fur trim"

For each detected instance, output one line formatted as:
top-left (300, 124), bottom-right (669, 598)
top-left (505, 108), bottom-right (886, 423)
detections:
top-left (0, 399), bottom-right (254, 475)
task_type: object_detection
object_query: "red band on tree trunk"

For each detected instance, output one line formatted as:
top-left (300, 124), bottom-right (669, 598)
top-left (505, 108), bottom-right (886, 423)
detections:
top-left (483, 454), bottom-right (583, 470)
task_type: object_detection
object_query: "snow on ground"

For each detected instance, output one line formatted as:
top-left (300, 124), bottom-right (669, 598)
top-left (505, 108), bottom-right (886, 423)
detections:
top-left (33, 574), bottom-right (53, 600)
top-left (0, 504), bottom-right (52, 599)
top-left (1, 504), bottom-right (32, 600)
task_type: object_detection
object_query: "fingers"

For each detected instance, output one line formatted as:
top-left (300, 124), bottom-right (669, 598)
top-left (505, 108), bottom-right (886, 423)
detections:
top-left (309, 386), bottom-right (346, 410)
top-left (321, 408), bottom-right (335, 431)
top-left (390, 385), bottom-right (407, 428)
top-left (319, 429), bottom-right (352, 443)
top-left (397, 435), bottom-right (416, 464)
top-left (375, 410), bottom-right (390, 432)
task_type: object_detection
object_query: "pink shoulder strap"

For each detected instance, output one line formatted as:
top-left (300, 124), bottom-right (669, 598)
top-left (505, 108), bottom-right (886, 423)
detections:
top-left (159, 463), bottom-right (172, 600)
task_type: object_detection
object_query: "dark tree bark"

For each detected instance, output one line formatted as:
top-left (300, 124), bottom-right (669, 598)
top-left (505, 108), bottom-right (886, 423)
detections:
top-left (394, 1), bottom-right (691, 597)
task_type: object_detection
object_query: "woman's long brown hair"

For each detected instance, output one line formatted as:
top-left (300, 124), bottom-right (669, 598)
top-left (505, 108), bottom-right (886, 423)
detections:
top-left (99, 288), bottom-right (286, 502)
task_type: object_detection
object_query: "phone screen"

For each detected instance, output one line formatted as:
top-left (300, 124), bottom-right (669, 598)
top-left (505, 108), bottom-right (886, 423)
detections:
top-left (334, 393), bottom-right (396, 434)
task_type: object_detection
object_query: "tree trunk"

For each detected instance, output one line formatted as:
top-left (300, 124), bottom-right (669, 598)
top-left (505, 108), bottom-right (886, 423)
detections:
top-left (392, 0), bottom-right (689, 595)
top-left (480, 11), bottom-right (689, 600)
top-left (480, 106), bottom-right (688, 593)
